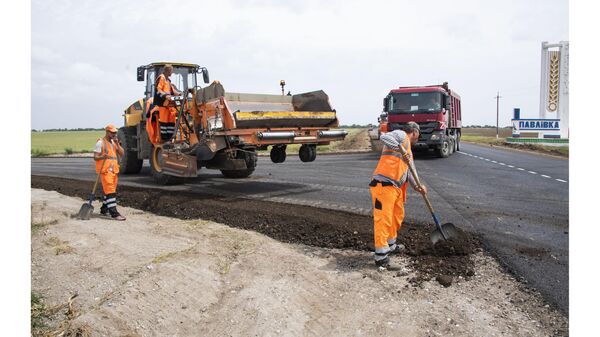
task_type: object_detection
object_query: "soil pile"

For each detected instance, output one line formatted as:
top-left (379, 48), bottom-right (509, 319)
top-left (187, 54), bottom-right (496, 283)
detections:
top-left (399, 223), bottom-right (479, 286)
top-left (32, 175), bottom-right (480, 286)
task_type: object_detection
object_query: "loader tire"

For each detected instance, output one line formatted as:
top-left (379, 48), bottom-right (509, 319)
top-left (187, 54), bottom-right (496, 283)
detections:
top-left (299, 144), bottom-right (317, 162)
top-left (150, 146), bottom-right (184, 185)
top-left (118, 127), bottom-right (143, 174)
top-left (221, 149), bottom-right (257, 179)
top-left (270, 145), bottom-right (286, 163)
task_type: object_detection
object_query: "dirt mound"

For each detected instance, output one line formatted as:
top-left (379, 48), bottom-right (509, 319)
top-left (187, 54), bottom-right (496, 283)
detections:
top-left (32, 175), bottom-right (480, 286)
top-left (399, 223), bottom-right (479, 286)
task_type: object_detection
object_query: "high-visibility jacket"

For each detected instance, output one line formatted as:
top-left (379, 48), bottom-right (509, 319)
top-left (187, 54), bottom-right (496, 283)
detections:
top-left (95, 138), bottom-right (120, 174)
top-left (372, 136), bottom-right (412, 198)
top-left (156, 74), bottom-right (175, 107)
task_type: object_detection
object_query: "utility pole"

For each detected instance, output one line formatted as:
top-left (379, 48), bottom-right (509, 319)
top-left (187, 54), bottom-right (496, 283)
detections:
top-left (495, 92), bottom-right (502, 138)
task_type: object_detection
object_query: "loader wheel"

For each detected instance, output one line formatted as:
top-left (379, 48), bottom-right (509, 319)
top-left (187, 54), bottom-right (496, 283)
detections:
top-left (437, 140), bottom-right (451, 158)
top-left (221, 149), bottom-right (257, 179)
top-left (299, 144), bottom-right (317, 162)
top-left (270, 145), bottom-right (287, 163)
top-left (118, 127), bottom-right (143, 174)
top-left (150, 146), bottom-right (184, 185)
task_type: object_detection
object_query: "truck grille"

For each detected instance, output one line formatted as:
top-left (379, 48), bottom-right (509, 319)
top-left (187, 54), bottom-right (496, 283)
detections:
top-left (389, 121), bottom-right (438, 134)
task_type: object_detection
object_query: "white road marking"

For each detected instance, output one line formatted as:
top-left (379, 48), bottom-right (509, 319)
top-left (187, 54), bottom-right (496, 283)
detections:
top-left (460, 151), bottom-right (568, 183)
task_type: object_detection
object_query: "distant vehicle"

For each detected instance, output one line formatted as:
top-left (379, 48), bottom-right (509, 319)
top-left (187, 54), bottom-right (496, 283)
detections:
top-left (379, 82), bottom-right (462, 158)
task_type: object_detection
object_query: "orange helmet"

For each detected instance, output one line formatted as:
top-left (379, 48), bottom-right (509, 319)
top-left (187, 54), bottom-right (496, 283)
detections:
top-left (105, 124), bottom-right (118, 133)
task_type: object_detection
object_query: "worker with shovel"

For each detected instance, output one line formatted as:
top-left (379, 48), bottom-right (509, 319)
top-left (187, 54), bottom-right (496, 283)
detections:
top-left (94, 124), bottom-right (126, 221)
top-left (370, 122), bottom-right (426, 268)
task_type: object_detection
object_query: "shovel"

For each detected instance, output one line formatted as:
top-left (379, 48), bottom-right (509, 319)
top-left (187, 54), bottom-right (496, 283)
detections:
top-left (396, 144), bottom-right (458, 244)
top-left (76, 157), bottom-right (107, 220)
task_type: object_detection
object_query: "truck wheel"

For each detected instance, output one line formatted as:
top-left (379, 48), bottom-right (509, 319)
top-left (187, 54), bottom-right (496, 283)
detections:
top-left (299, 144), bottom-right (317, 162)
top-left (150, 145), bottom-right (184, 185)
top-left (437, 140), bottom-right (451, 158)
top-left (456, 134), bottom-right (461, 151)
top-left (221, 149), bottom-right (257, 178)
top-left (449, 139), bottom-right (455, 155)
top-left (118, 127), bottom-right (143, 174)
top-left (270, 145), bottom-right (286, 163)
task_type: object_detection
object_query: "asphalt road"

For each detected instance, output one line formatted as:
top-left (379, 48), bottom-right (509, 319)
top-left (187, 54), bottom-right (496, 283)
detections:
top-left (31, 142), bottom-right (569, 312)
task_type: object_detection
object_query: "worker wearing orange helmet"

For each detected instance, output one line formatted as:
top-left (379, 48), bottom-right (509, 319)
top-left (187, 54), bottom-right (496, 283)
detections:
top-left (94, 124), bottom-right (126, 221)
top-left (370, 122), bottom-right (427, 268)
top-left (155, 64), bottom-right (181, 141)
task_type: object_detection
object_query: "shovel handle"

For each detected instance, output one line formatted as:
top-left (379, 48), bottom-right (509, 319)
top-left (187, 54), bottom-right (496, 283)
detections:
top-left (394, 142), bottom-right (448, 239)
top-left (394, 144), bottom-right (431, 208)
top-left (91, 157), bottom-right (108, 197)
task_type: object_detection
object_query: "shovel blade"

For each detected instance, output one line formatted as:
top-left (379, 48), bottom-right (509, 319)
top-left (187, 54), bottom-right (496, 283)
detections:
top-left (77, 203), bottom-right (94, 220)
top-left (430, 223), bottom-right (459, 245)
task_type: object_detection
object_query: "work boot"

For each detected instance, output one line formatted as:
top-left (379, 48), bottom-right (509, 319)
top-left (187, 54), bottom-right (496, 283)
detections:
top-left (388, 243), bottom-right (406, 255)
top-left (109, 207), bottom-right (126, 221)
top-left (100, 205), bottom-right (109, 217)
top-left (374, 256), bottom-right (390, 268)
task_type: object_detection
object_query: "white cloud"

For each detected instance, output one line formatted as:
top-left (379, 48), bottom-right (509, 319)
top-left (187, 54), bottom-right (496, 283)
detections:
top-left (32, 0), bottom-right (568, 129)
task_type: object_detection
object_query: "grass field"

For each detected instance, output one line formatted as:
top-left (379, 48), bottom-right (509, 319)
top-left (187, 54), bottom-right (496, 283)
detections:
top-left (31, 131), bottom-right (104, 156)
top-left (31, 128), bottom-right (366, 157)
top-left (461, 128), bottom-right (568, 157)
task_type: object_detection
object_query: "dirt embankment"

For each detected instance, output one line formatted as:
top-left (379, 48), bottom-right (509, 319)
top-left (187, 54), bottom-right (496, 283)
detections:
top-left (32, 175), bottom-right (476, 286)
top-left (31, 188), bottom-right (568, 336)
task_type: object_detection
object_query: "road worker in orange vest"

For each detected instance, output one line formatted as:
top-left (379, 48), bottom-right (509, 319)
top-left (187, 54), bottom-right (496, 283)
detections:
top-left (155, 64), bottom-right (181, 141)
top-left (94, 124), bottom-right (126, 221)
top-left (370, 121), bottom-right (427, 268)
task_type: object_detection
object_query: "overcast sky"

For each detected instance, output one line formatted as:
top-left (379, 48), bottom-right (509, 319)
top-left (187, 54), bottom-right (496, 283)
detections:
top-left (31, 0), bottom-right (568, 129)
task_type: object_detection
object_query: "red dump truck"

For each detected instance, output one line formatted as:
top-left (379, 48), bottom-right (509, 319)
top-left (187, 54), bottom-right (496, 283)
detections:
top-left (379, 82), bottom-right (462, 158)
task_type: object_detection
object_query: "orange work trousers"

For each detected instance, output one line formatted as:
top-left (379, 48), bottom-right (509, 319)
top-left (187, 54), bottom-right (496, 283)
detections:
top-left (158, 106), bottom-right (177, 141)
top-left (370, 183), bottom-right (407, 254)
top-left (100, 171), bottom-right (118, 195)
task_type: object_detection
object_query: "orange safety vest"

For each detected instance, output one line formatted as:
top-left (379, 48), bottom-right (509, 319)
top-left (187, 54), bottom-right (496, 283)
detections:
top-left (372, 137), bottom-right (412, 188)
top-left (95, 138), bottom-right (120, 174)
top-left (156, 74), bottom-right (175, 107)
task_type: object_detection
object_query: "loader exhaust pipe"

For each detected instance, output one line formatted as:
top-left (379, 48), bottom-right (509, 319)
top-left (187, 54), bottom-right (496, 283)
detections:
top-left (318, 130), bottom-right (348, 138)
top-left (257, 131), bottom-right (296, 140)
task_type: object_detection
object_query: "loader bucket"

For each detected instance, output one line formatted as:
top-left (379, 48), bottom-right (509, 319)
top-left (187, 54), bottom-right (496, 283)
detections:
top-left (225, 90), bottom-right (338, 128)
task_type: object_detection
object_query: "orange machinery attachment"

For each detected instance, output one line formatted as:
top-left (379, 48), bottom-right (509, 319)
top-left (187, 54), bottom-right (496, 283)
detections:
top-left (120, 62), bottom-right (347, 184)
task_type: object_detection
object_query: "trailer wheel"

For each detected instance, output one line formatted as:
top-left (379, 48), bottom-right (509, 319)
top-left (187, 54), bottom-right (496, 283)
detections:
top-left (270, 145), bottom-right (287, 163)
top-left (221, 149), bottom-right (257, 178)
top-left (150, 145), bottom-right (184, 185)
top-left (437, 140), bottom-right (451, 158)
top-left (118, 127), bottom-right (143, 174)
top-left (299, 144), bottom-right (317, 162)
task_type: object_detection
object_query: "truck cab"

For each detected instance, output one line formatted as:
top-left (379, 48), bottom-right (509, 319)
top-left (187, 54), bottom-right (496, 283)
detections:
top-left (380, 82), bottom-right (462, 158)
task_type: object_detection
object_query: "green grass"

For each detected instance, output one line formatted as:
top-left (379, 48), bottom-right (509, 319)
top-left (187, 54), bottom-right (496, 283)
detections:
top-left (31, 131), bottom-right (104, 155)
top-left (461, 128), bottom-right (568, 157)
